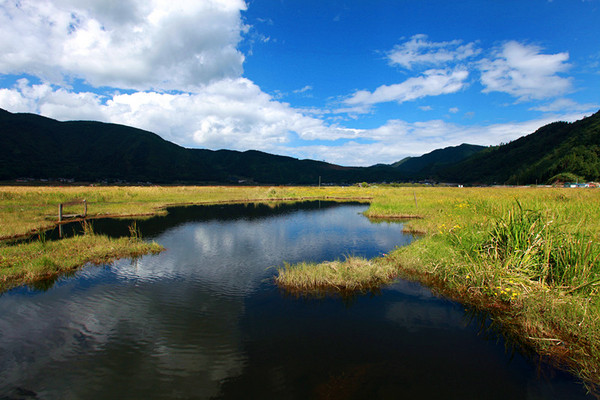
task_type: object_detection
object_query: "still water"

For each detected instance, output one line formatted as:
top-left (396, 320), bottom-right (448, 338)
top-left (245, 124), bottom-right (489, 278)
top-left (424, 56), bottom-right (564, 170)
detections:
top-left (0, 202), bottom-right (591, 399)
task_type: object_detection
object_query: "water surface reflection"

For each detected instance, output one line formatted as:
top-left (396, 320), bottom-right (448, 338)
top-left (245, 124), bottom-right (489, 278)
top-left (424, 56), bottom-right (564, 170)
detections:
top-left (0, 202), bottom-right (590, 399)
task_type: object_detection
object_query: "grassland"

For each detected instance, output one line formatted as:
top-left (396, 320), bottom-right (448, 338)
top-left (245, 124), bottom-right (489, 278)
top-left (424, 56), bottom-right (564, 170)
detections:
top-left (0, 185), bottom-right (372, 239)
top-left (0, 184), bottom-right (599, 390)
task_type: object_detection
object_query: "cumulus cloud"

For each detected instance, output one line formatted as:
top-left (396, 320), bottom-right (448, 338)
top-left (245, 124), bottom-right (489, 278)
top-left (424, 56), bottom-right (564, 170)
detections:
top-left (0, 0), bottom-right (247, 91)
top-left (387, 34), bottom-right (480, 69)
top-left (0, 78), bottom-right (361, 153)
top-left (344, 69), bottom-right (469, 107)
top-left (479, 41), bottom-right (572, 100)
top-left (0, 78), bottom-right (107, 119)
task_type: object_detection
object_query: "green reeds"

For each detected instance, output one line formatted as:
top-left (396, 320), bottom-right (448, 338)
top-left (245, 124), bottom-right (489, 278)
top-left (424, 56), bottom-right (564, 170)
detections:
top-left (480, 201), bottom-right (600, 291)
top-left (128, 221), bottom-right (142, 239)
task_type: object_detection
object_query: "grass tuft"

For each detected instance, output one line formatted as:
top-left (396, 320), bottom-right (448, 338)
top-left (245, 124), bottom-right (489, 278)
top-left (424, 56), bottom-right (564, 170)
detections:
top-left (275, 256), bottom-right (397, 295)
top-left (475, 201), bottom-right (600, 291)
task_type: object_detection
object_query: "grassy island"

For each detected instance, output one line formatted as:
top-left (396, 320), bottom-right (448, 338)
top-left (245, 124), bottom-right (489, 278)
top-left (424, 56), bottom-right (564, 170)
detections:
top-left (275, 256), bottom-right (397, 295)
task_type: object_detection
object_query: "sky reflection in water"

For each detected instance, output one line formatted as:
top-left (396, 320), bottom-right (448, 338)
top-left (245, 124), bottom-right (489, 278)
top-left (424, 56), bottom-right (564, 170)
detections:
top-left (0, 202), bottom-right (591, 399)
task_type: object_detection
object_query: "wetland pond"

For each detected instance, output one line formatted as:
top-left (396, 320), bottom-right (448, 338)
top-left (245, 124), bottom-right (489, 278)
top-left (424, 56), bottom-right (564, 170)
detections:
top-left (0, 202), bottom-right (592, 399)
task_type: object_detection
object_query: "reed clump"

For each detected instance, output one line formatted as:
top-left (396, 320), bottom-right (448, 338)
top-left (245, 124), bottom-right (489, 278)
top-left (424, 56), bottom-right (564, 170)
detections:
top-left (275, 256), bottom-right (397, 294)
top-left (480, 202), bottom-right (600, 290)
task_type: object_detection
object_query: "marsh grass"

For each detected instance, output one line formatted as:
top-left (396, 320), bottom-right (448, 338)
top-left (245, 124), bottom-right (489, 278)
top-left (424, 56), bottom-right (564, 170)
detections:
top-left (2, 184), bottom-right (600, 390)
top-left (0, 226), bottom-right (163, 292)
top-left (275, 256), bottom-right (397, 295)
top-left (454, 201), bottom-right (600, 292)
top-left (128, 221), bottom-right (142, 239)
top-left (383, 190), bottom-right (600, 392)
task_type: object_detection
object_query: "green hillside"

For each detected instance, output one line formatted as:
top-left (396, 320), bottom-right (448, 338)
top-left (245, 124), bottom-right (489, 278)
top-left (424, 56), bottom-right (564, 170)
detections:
top-left (391, 143), bottom-right (486, 177)
top-left (2, 108), bottom-right (599, 185)
top-left (434, 110), bottom-right (600, 184)
top-left (0, 108), bottom-right (216, 182)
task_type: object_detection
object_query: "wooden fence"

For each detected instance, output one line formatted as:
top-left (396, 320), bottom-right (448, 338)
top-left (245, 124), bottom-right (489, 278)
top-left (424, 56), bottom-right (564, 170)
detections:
top-left (58, 199), bottom-right (87, 222)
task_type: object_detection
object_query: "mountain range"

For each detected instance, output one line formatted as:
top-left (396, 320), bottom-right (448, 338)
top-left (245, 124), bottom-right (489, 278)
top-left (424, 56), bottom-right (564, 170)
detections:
top-left (1, 107), bottom-right (599, 185)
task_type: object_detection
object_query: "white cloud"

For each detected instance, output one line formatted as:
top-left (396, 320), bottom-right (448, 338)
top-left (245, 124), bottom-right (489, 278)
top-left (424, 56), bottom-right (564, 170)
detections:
top-left (293, 85), bottom-right (312, 94)
top-left (280, 113), bottom-right (590, 166)
top-left (0, 0), bottom-right (247, 91)
top-left (530, 98), bottom-right (599, 113)
top-left (448, 107), bottom-right (459, 113)
top-left (0, 78), bottom-right (107, 119)
top-left (344, 69), bottom-right (469, 107)
top-left (479, 41), bottom-right (572, 100)
top-left (388, 34), bottom-right (480, 69)
top-left (0, 79), bottom-right (590, 166)
top-left (0, 78), bottom-right (361, 153)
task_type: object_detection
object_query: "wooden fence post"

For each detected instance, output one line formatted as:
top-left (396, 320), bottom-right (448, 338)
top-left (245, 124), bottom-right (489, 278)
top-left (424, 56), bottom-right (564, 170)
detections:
top-left (58, 199), bottom-right (87, 221)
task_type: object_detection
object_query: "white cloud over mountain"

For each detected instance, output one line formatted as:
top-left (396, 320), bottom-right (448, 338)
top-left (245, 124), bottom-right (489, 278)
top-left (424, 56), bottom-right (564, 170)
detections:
top-left (0, 77), bottom-right (361, 154)
top-left (0, 2), bottom-right (595, 166)
top-left (0, 76), bottom-right (593, 166)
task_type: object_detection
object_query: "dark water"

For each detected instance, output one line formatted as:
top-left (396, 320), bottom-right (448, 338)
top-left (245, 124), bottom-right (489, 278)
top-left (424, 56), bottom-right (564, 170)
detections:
top-left (0, 202), bottom-right (591, 399)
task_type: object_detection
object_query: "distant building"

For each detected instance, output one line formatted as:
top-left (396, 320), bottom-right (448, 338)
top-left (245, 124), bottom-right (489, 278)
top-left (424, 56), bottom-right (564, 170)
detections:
top-left (563, 182), bottom-right (593, 188)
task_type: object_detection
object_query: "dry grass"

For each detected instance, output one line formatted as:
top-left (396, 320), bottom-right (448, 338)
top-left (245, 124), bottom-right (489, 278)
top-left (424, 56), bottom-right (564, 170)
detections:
top-left (275, 256), bottom-right (396, 295)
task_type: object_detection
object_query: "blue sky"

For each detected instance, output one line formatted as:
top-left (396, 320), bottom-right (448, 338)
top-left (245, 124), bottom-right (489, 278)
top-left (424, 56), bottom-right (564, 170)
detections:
top-left (0, 0), bottom-right (598, 166)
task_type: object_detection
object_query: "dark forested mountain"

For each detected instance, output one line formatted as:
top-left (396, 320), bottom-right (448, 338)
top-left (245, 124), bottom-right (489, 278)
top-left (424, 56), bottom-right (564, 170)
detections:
top-left (431, 110), bottom-right (600, 184)
top-left (0, 108), bottom-right (407, 184)
top-left (391, 143), bottom-right (486, 177)
top-left (1, 108), bottom-right (599, 185)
